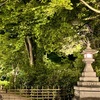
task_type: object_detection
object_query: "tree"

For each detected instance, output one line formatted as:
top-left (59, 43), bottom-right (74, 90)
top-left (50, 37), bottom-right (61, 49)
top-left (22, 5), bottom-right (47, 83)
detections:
top-left (0, 0), bottom-right (100, 89)
top-left (0, 0), bottom-right (80, 67)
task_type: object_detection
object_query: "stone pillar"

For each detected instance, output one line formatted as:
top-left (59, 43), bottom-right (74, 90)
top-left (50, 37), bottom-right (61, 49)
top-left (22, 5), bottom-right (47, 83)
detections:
top-left (74, 41), bottom-right (100, 100)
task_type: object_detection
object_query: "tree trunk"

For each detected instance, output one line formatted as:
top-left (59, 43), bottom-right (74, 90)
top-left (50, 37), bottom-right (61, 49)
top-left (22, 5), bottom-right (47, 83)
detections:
top-left (25, 36), bottom-right (37, 66)
top-left (26, 36), bottom-right (34, 66)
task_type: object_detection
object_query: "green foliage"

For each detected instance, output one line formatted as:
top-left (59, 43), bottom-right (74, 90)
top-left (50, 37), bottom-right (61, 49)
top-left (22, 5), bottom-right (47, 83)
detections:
top-left (0, 80), bottom-right (9, 86)
top-left (0, 0), bottom-right (100, 93)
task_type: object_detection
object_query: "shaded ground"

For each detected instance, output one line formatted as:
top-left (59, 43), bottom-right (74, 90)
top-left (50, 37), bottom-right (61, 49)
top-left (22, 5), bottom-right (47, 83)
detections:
top-left (0, 91), bottom-right (30, 100)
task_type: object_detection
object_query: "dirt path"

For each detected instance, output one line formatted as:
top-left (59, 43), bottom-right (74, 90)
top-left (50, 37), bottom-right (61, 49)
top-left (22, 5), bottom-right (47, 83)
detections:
top-left (0, 91), bottom-right (30, 100)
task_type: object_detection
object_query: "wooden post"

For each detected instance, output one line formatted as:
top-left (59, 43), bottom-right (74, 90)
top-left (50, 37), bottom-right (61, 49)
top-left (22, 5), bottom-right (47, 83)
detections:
top-left (41, 86), bottom-right (42, 100)
top-left (30, 86), bottom-right (32, 100)
top-left (25, 86), bottom-right (26, 97)
top-left (58, 86), bottom-right (60, 99)
top-left (37, 86), bottom-right (39, 100)
top-left (47, 86), bottom-right (49, 100)
top-left (53, 86), bottom-right (55, 100)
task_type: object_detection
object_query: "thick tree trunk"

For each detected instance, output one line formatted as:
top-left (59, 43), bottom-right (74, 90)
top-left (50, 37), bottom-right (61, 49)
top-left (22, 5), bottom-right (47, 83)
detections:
top-left (25, 36), bottom-right (37, 66)
top-left (80, 0), bottom-right (100, 13)
top-left (26, 36), bottom-right (34, 66)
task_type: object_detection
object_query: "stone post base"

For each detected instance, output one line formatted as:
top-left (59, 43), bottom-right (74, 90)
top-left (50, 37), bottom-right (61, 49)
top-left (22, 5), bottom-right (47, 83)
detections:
top-left (73, 96), bottom-right (100, 100)
top-left (74, 86), bottom-right (100, 99)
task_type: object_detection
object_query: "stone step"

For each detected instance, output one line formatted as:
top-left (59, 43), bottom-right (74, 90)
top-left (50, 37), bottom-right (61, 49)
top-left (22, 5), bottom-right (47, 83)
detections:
top-left (79, 77), bottom-right (99, 82)
top-left (82, 72), bottom-right (96, 77)
top-left (74, 86), bottom-right (100, 98)
top-left (74, 86), bottom-right (100, 91)
top-left (77, 81), bottom-right (100, 87)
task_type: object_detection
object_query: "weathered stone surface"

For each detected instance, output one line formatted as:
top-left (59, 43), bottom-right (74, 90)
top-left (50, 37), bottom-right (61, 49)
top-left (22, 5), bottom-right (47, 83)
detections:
top-left (74, 41), bottom-right (100, 99)
top-left (79, 76), bottom-right (99, 82)
top-left (77, 81), bottom-right (100, 87)
top-left (74, 86), bottom-right (100, 97)
top-left (82, 72), bottom-right (96, 77)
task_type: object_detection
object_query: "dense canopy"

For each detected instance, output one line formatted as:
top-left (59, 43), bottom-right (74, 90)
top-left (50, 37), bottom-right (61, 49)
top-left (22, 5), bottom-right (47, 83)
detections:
top-left (0, 0), bottom-right (100, 88)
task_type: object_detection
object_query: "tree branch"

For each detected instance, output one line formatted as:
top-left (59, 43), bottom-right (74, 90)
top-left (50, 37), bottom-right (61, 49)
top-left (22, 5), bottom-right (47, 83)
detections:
top-left (83, 15), bottom-right (100, 20)
top-left (80, 0), bottom-right (100, 13)
top-left (0, 0), bottom-right (8, 7)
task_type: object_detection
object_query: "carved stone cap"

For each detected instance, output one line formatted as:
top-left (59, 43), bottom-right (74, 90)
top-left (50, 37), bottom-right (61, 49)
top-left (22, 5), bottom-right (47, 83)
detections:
top-left (82, 40), bottom-right (98, 54)
top-left (87, 40), bottom-right (91, 49)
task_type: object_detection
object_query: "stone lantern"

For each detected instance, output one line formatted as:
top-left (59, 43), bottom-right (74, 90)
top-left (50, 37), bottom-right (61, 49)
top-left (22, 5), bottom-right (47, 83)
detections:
top-left (74, 41), bottom-right (100, 100)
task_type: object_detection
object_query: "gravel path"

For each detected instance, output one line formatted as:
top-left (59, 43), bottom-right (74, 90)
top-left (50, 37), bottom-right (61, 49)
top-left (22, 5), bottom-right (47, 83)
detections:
top-left (0, 91), bottom-right (30, 100)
